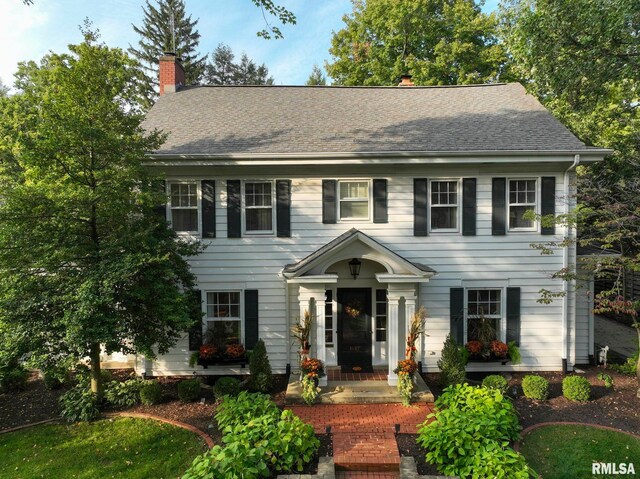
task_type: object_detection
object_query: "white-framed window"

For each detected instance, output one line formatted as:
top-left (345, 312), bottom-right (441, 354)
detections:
top-left (338, 180), bottom-right (370, 221)
top-left (465, 289), bottom-right (503, 343)
top-left (205, 291), bottom-right (242, 345)
top-left (508, 179), bottom-right (537, 231)
top-left (325, 290), bottom-right (334, 346)
top-left (169, 182), bottom-right (200, 234)
top-left (430, 180), bottom-right (459, 232)
top-left (243, 181), bottom-right (275, 234)
top-left (375, 289), bottom-right (387, 342)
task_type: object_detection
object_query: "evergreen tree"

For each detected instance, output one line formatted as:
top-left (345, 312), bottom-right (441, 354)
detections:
top-left (327, 0), bottom-right (511, 86)
top-left (203, 44), bottom-right (274, 85)
top-left (306, 64), bottom-right (326, 86)
top-left (129, 0), bottom-right (206, 105)
top-left (0, 80), bottom-right (9, 98)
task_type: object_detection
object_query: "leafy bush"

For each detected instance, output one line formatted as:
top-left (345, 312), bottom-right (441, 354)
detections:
top-left (74, 364), bottom-right (112, 388)
top-left (104, 378), bottom-right (147, 408)
top-left (60, 386), bottom-right (100, 422)
top-left (140, 380), bottom-right (162, 405)
top-left (417, 384), bottom-right (522, 477)
top-left (437, 334), bottom-right (466, 387)
top-left (183, 394), bottom-right (319, 479)
top-left (215, 391), bottom-right (279, 429)
top-left (213, 377), bottom-right (240, 399)
top-left (248, 339), bottom-right (273, 392)
top-left (562, 375), bottom-right (591, 402)
top-left (482, 374), bottom-right (508, 394)
top-left (463, 439), bottom-right (534, 479)
top-left (597, 372), bottom-right (614, 388)
top-left (522, 375), bottom-right (549, 401)
top-left (609, 350), bottom-right (638, 375)
top-left (508, 341), bottom-right (522, 365)
top-left (41, 366), bottom-right (71, 390)
top-left (178, 378), bottom-right (202, 403)
top-left (0, 364), bottom-right (28, 393)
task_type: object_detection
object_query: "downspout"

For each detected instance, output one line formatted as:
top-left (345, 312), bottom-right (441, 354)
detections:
top-left (283, 273), bottom-right (291, 376)
top-left (562, 154), bottom-right (580, 372)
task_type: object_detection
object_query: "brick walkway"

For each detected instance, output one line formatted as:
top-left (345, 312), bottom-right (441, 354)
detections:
top-left (286, 403), bottom-right (434, 476)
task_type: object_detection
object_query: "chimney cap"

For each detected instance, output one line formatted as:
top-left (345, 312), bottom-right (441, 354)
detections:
top-left (398, 74), bottom-right (415, 87)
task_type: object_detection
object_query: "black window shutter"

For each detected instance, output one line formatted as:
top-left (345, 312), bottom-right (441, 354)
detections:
top-left (492, 178), bottom-right (506, 235)
top-left (201, 180), bottom-right (216, 238)
top-left (227, 180), bottom-right (241, 238)
top-left (322, 180), bottom-right (337, 224)
top-left (541, 177), bottom-right (556, 235)
top-left (153, 180), bottom-right (167, 221)
top-left (450, 287), bottom-right (465, 345)
top-left (506, 287), bottom-right (521, 346)
top-left (414, 178), bottom-right (428, 236)
top-left (187, 289), bottom-right (203, 351)
top-left (276, 180), bottom-right (291, 237)
top-left (244, 290), bottom-right (259, 349)
top-left (462, 178), bottom-right (477, 236)
top-left (373, 179), bottom-right (388, 223)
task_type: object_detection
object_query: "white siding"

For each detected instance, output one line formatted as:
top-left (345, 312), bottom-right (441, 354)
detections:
top-left (145, 162), bottom-right (577, 375)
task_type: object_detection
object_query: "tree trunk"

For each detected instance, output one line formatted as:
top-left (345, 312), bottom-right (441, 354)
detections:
top-left (635, 326), bottom-right (640, 399)
top-left (89, 343), bottom-right (104, 400)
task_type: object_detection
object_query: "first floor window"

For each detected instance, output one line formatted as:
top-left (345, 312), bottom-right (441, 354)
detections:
top-left (170, 182), bottom-right (198, 232)
top-left (205, 291), bottom-right (242, 345)
top-left (466, 289), bottom-right (502, 343)
top-left (509, 179), bottom-right (536, 230)
top-left (339, 181), bottom-right (369, 220)
top-left (244, 182), bottom-right (274, 233)
top-left (431, 180), bottom-right (458, 231)
top-left (375, 289), bottom-right (387, 342)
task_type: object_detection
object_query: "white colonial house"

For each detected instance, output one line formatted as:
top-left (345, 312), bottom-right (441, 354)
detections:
top-left (134, 54), bottom-right (611, 385)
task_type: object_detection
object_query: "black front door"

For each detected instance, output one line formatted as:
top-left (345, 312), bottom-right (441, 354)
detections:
top-left (337, 288), bottom-right (372, 372)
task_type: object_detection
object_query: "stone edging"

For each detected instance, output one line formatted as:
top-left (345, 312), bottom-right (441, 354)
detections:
top-left (0, 418), bottom-right (61, 435)
top-left (514, 421), bottom-right (640, 451)
top-left (103, 412), bottom-right (215, 448)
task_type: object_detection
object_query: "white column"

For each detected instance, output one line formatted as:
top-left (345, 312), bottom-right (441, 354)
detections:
top-left (404, 295), bottom-right (416, 361)
top-left (387, 293), bottom-right (401, 385)
top-left (314, 294), bottom-right (327, 386)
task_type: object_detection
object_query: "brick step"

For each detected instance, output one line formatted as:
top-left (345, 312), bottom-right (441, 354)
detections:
top-left (333, 431), bottom-right (401, 473)
top-left (336, 472), bottom-right (400, 478)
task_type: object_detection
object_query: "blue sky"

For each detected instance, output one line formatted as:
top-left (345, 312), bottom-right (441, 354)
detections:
top-left (1, 0), bottom-right (500, 88)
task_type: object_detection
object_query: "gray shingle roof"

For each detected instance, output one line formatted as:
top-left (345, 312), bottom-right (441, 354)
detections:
top-left (143, 83), bottom-right (590, 156)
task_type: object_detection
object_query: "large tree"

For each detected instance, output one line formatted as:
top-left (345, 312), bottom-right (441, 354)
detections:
top-left (129, 0), bottom-right (206, 105)
top-left (0, 28), bottom-right (200, 398)
top-left (203, 43), bottom-right (274, 85)
top-left (501, 0), bottom-right (640, 393)
top-left (326, 0), bottom-right (511, 86)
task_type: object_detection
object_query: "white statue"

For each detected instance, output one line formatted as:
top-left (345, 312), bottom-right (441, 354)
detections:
top-left (598, 345), bottom-right (609, 367)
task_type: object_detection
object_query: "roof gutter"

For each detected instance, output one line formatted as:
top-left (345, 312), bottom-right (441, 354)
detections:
top-left (562, 154), bottom-right (580, 372)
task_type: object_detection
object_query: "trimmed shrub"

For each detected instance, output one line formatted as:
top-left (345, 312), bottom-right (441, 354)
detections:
top-left (0, 365), bottom-right (28, 393)
top-left (178, 378), bottom-right (202, 402)
top-left (562, 375), bottom-right (591, 402)
top-left (522, 375), bottom-right (549, 401)
top-left (482, 374), bottom-right (508, 394)
top-left (60, 385), bottom-right (100, 422)
top-left (213, 377), bottom-right (240, 399)
top-left (248, 339), bottom-right (273, 392)
top-left (437, 334), bottom-right (466, 387)
top-left (41, 366), bottom-right (71, 390)
top-left (104, 378), bottom-right (147, 408)
top-left (417, 384), bottom-right (528, 478)
top-left (140, 380), bottom-right (162, 405)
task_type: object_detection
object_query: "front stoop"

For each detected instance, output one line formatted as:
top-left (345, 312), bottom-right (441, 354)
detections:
top-left (285, 374), bottom-right (434, 405)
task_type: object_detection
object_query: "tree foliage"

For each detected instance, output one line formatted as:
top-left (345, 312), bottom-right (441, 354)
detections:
top-left (327, 0), bottom-right (511, 86)
top-left (251, 0), bottom-right (297, 40)
top-left (0, 29), bottom-right (200, 398)
top-left (306, 64), bottom-right (326, 86)
top-left (203, 43), bottom-right (274, 85)
top-left (129, 0), bottom-right (206, 105)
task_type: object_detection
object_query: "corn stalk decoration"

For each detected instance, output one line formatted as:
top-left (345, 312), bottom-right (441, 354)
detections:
top-left (406, 306), bottom-right (427, 361)
top-left (291, 310), bottom-right (312, 364)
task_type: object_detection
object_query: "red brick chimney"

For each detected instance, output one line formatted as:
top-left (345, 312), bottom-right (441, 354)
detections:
top-left (159, 53), bottom-right (185, 95)
top-left (398, 74), bottom-right (415, 87)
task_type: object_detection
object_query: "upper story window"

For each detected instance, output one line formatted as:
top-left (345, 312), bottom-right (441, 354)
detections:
top-left (244, 181), bottom-right (274, 234)
top-left (339, 180), bottom-right (370, 220)
top-left (430, 180), bottom-right (459, 231)
top-left (509, 179), bottom-right (536, 230)
top-left (169, 182), bottom-right (199, 233)
top-left (466, 289), bottom-right (502, 343)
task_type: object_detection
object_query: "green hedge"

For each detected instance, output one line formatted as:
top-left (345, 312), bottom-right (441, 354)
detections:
top-left (522, 375), bottom-right (549, 401)
top-left (562, 375), bottom-right (591, 402)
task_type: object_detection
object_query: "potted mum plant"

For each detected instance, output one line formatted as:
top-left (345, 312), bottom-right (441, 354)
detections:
top-left (300, 357), bottom-right (325, 405)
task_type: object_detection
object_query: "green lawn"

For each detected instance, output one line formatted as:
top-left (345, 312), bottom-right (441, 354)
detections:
top-left (0, 418), bottom-right (208, 479)
top-left (519, 424), bottom-right (640, 479)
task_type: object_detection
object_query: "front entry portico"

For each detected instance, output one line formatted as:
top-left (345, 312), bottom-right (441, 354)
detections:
top-left (282, 229), bottom-right (436, 386)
